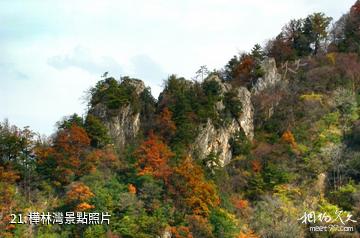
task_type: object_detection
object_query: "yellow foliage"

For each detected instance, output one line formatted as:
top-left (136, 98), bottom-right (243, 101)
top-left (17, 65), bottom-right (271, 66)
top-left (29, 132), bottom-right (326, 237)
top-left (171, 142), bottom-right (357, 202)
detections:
top-left (326, 52), bottom-right (336, 65)
top-left (299, 92), bottom-right (323, 101)
top-left (237, 230), bottom-right (259, 238)
top-left (75, 202), bottom-right (95, 211)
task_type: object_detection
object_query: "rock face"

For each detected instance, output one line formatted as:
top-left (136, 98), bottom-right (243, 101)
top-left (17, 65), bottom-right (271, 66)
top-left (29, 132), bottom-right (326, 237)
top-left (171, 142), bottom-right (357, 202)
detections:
top-left (192, 78), bottom-right (254, 166)
top-left (91, 103), bottom-right (141, 151)
top-left (90, 79), bottom-right (145, 151)
top-left (91, 58), bottom-right (282, 165)
top-left (252, 58), bottom-right (282, 95)
top-left (237, 87), bottom-right (254, 140)
top-left (192, 58), bottom-right (282, 166)
top-left (194, 119), bottom-right (241, 166)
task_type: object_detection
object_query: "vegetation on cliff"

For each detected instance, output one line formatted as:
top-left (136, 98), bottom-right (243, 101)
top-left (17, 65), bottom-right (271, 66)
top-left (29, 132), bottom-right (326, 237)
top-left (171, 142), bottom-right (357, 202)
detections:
top-left (2, 1), bottom-right (360, 237)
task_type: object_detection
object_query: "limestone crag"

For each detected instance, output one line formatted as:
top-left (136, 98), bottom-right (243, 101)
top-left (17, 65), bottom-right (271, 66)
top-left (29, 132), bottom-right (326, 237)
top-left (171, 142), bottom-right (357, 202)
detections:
top-left (90, 79), bottom-right (145, 151)
top-left (252, 58), bottom-right (282, 95)
top-left (91, 58), bottom-right (282, 165)
top-left (192, 58), bottom-right (282, 165)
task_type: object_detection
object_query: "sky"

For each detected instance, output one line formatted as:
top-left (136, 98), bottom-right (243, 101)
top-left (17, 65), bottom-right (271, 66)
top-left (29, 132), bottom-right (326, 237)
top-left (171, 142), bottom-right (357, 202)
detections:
top-left (0, 0), bottom-right (355, 135)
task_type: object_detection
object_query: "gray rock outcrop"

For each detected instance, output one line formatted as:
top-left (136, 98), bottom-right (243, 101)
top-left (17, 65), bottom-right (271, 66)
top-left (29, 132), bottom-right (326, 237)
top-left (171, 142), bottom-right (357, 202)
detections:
top-left (192, 58), bottom-right (282, 166)
top-left (89, 79), bottom-right (145, 151)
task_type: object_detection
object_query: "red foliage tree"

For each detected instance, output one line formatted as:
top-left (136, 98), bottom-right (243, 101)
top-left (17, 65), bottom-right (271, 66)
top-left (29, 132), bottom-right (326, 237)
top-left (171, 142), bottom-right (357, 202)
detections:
top-left (170, 226), bottom-right (193, 238)
top-left (135, 132), bottom-right (174, 183)
top-left (169, 157), bottom-right (220, 216)
top-left (251, 160), bottom-right (262, 173)
top-left (266, 34), bottom-right (296, 64)
top-left (128, 184), bottom-right (137, 194)
top-left (66, 182), bottom-right (95, 211)
top-left (281, 130), bottom-right (297, 148)
top-left (156, 107), bottom-right (176, 140)
top-left (36, 124), bottom-right (100, 185)
top-left (235, 55), bottom-right (255, 77)
top-left (0, 166), bottom-right (19, 237)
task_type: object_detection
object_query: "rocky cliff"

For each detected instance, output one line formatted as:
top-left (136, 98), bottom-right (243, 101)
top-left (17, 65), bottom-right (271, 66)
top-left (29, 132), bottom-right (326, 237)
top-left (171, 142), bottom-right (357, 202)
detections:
top-left (89, 79), bottom-right (146, 151)
top-left (89, 58), bottom-right (282, 165)
top-left (251, 58), bottom-right (282, 95)
top-left (192, 58), bottom-right (283, 165)
top-left (191, 78), bottom-right (253, 166)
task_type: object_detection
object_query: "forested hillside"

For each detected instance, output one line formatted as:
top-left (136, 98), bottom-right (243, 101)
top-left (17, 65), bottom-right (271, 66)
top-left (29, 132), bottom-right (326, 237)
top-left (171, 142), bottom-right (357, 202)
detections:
top-left (2, 1), bottom-right (360, 237)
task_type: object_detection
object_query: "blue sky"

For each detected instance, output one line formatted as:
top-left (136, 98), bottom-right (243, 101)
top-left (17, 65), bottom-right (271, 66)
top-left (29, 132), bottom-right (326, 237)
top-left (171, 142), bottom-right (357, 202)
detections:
top-left (0, 0), bottom-right (355, 135)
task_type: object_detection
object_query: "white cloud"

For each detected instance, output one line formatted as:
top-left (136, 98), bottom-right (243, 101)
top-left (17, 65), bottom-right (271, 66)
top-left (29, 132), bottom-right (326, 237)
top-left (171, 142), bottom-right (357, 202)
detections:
top-left (48, 46), bottom-right (123, 76)
top-left (0, 0), bottom-right (355, 135)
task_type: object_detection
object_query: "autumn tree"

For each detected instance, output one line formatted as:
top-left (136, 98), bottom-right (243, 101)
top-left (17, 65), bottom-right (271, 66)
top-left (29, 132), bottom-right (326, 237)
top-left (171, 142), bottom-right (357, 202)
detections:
top-left (171, 226), bottom-right (194, 238)
top-left (237, 230), bottom-right (259, 238)
top-left (169, 157), bottom-right (220, 216)
top-left (54, 124), bottom-right (91, 180)
top-left (265, 33), bottom-right (296, 63)
top-left (281, 130), bottom-right (297, 148)
top-left (36, 124), bottom-right (100, 185)
top-left (65, 182), bottom-right (95, 211)
top-left (234, 54), bottom-right (256, 85)
top-left (135, 132), bottom-right (174, 183)
top-left (155, 107), bottom-right (176, 141)
top-left (0, 166), bottom-right (19, 237)
top-left (224, 52), bottom-right (266, 87)
top-left (128, 184), bottom-right (137, 194)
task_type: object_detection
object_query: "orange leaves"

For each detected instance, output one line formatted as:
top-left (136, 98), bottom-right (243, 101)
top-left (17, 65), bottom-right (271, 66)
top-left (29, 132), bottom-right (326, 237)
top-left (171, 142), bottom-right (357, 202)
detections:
top-left (237, 230), bottom-right (259, 238)
top-left (53, 125), bottom-right (91, 179)
top-left (66, 182), bottom-right (95, 211)
top-left (55, 124), bottom-right (90, 155)
top-left (128, 184), bottom-right (137, 194)
top-left (170, 226), bottom-right (193, 238)
top-left (134, 135), bottom-right (218, 216)
top-left (281, 130), bottom-right (297, 148)
top-left (100, 146), bottom-right (118, 165)
top-left (82, 150), bottom-right (102, 174)
top-left (34, 146), bottom-right (55, 162)
top-left (281, 130), bottom-right (295, 145)
top-left (235, 55), bottom-right (255, 78)
top-left (156, 107), bottom-right (176, 140)
top-left (135, 132), bottom-right (174, 182)
top-left (0, 166), bottom-right (19, 236)
top-left (232, 198), bottom-right (249, 210)
top-left (35, 124), bottom-right (118, 184)
top-left (66, 182), bottom-right (94, 202)
top-left (251, 160), bottom-right (262, 173)
top-left (0, 166), bottom-right (19, 183)
top-left (75, 202), bottom-right (95, 212)
top-left (170, 157), bottom-right (220, 216)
